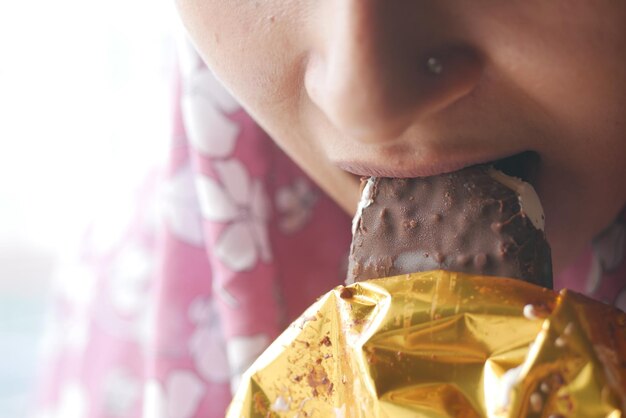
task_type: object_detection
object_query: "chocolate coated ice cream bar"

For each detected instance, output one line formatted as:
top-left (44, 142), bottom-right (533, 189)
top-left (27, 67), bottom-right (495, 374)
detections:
top-left (347, 166), bottom-right (553, 287)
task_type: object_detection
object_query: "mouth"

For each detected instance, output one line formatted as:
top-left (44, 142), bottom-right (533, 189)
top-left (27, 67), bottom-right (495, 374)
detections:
top-left (339, 150), bottom-right (541, 186)
top-left (489, 150), bottom-right (541, 186)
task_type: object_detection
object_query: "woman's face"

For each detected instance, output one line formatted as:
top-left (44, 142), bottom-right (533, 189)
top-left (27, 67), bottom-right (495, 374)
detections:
top-left (176, 0), bottom-right (626, 273)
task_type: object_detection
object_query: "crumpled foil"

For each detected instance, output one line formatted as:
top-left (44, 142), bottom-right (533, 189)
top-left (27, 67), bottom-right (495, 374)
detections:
top-left (227, 270), bottom-right (626, 417)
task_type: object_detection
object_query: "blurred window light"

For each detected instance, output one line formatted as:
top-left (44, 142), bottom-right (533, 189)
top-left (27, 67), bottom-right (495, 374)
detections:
top-left (0, 0), bottom-right (179, 415)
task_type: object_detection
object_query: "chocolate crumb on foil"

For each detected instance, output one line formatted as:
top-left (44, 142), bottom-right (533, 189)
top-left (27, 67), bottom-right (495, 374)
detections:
top-left (348, 166), bottom-right (553, 287)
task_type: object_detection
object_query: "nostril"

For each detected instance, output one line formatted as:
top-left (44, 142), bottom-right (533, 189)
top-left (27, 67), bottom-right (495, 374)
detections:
top-left (414, 46), bottom-right (484, 110)
top-left (304, 52), bottom-right (412, 142)
top-left (304, 43), bottom-right (484, 144)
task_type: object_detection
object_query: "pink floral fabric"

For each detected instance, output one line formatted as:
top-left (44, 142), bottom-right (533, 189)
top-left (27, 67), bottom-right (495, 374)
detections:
top-left (35, 44), bottom-right (625, 418)
top-left (555, 207), bottom-right (626, 307)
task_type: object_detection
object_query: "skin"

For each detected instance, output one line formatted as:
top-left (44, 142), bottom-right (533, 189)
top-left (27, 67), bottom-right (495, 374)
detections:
top-left (176, 0), bottom-right (626, 275)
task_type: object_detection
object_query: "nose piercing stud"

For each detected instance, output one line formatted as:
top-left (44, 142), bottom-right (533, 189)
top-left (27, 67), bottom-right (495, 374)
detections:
top-left (426, 57), bottom-right (443, 75)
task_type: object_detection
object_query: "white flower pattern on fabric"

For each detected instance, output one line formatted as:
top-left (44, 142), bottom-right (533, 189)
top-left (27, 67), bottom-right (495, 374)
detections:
top-left (142, 380), bottom-right (165, 418)
top-left (196, 159), bottom-right (272, 272)
top-left (143, 372), bottom-right (205, 418)
top-left (55, 382), bottom-right (88, 418)
top-left (176, 38), bottom-right (203, 78)
top-left (108, 243), bottom-right (154, 317)
top-left (226, 333), bottom-right (271, 394)
top-left (177, 41), bottom-right (240, 117)
top-left (275, 177), bottom-right (318, 234)
top-left (593, 221), bottom-right (625, 272)
top-left (161, 163), bottom-right (205, 246)
top-left (188, 68), bottom-right (240, 114)
top-left (103, 369), bottom-right (141, 416)
top-left (182, 66), bottom-right (241, 159)
top-left (586, 221), bottom-right (625, 294)
top-left (167, 372), bottom-right (206, 418)
top-left (188, 296), bottom-right (231, 383)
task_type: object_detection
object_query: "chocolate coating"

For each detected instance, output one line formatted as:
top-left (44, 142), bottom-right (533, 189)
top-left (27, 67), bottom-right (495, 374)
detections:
top-left (348, 167), bottom-right (553, 288)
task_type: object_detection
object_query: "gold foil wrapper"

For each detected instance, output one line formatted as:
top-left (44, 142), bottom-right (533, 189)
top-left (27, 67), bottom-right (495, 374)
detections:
top-left (227, 271), bottom-right (626, 417)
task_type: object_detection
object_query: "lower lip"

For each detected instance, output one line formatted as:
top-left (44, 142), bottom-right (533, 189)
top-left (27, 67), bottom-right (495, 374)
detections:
top-left (336, 155), bottom-right (514, 178)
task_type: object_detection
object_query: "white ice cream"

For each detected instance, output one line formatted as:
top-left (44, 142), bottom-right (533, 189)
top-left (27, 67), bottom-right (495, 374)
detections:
top-left (487, 168), bottom-right (545, 231)
top-left (351, 177), bottom-right (376, 235)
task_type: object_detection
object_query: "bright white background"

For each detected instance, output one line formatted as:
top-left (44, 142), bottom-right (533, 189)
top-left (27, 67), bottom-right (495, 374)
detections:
top-left (0, 0), bottom-right (178, 415)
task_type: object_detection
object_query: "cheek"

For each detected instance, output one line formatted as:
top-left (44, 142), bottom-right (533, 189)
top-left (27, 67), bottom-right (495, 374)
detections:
top-left (485, 4), bottom-right (626, 143)
top-left (176, 0), bottom-right (305, 112)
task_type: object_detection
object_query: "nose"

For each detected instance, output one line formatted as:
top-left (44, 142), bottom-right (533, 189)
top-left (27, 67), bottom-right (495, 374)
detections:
top-left (304, 1), bottom-right (484, 143)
